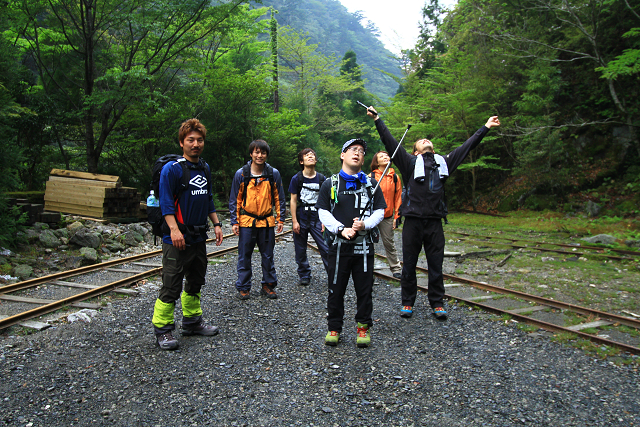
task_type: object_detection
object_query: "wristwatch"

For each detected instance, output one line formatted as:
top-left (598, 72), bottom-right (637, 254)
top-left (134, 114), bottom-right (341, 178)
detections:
top-left (337, 226), bottom-right (345, 237)
top-left (213, 222), bottom-right (222, 228)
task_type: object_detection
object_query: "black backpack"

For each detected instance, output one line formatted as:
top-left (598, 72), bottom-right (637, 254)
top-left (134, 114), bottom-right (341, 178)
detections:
top-left (147, 155), bottom-right (211, 241)
top-left (241, 162), bottom-right (277, 209)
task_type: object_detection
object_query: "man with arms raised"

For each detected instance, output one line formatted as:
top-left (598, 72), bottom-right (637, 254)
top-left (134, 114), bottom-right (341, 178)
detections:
top-left (367, 107), bottom-right (500, 320)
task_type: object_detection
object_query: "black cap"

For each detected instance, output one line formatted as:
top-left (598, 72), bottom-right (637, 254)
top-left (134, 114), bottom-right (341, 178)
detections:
top-left (342, 138), bottom-right (367, 153)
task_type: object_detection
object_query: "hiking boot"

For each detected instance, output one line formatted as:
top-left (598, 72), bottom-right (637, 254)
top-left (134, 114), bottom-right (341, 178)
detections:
top-left (182, 321), bottom-right (219, 336)
top-left (433, 306), bottom-right (448, 320)
top-left (356, 322), bottom-right (370, 348)
top-left (237, 289), bottom-right (250, 300)
top-left (260, 283), bottom-right (277, 299)
top-left (392, 272), bottom-right (402, 279)
top-left (325, 331), bottom-right (340, 346)
top-left (400, 305), bottom-right (413, 318)
top-left (156, 332), bottom-right (179, 351)
top-left (299, 277), bottom-right (310, 286)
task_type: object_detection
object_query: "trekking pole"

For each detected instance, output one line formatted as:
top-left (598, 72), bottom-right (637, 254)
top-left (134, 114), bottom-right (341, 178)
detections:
top-left (358, 123), bottom-right (412, 218)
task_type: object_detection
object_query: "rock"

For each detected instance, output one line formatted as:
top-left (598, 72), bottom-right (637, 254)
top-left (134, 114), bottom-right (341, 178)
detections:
top-left (0, 247), bottom-right (14, 257)
top-left (67, 221), bottom-right (85, 234)
top-left (65, 256), bottom-right (83, 269)
top-left (80, 247), bottom-right (99, 265)
top-left (70, 228), bottom-right (102, 249)
top-left (53, 228), bottom-right (69, 239)
top-left (541, 257), bottom-right (555, 262)
top-left (105, 242), bottom-right (125, 252)
top-left (67, 309), bottom-right (98, 323)
top-left (582, 234), bottom-right (616, 245)
top-left (32, 222), bottom-right (50, 230)
top-left (124, 231), bottom-right (143, 247)
top-left (38, 229), bottom-right (62, 248)
top-left (24, 229), bottom-right (40, 243)
top-left (129, 224), bottom-right (149, 236)
top-left (585, 200), bottom-right (601, 217)
top-left (13, 264), bottom-right (33, 279)
top-left (624, 239), bottom-right (640, 248)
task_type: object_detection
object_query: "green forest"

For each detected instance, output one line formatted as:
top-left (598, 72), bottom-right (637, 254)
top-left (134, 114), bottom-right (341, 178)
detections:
top-left (1, 0), bottom-right (639, 243)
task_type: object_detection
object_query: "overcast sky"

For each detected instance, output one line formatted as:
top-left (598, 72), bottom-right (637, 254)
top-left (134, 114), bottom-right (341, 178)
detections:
top-left (338, 0), bottom-right (456, 55)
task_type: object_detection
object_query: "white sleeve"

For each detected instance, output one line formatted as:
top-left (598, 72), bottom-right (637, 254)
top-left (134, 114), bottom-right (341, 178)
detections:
top-left (363, 208), bottom-right (385, 230)
top-left (318, 209), bottom-right (343, 234)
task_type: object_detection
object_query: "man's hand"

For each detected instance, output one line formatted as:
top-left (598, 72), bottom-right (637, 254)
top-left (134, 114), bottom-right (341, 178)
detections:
top-left (292, 220), bottom-right (300, 234)
top-left (276, 222), bottom-right (284, 234)
top-left (341, 227), bottom-right (356, 240)
top-left (366, 106), bottom-right (379, 120)
top-left (485, 116), bottom-right (500, 128)
top-left (170, 228), bottom-right (186, 250)
top-left (214, 226), bottom-right (223, 246)
top-left (232, 224), bottom-right (239, 236)
top-left (352, 218), bottom-right (365, 232)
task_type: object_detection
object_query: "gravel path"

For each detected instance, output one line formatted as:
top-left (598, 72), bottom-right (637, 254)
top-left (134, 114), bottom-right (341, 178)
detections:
top-left (1, 236), bottom-right (639, 426)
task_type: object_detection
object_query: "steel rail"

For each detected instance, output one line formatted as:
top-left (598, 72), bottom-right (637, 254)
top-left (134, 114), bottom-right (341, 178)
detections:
top-left (0, 229), bottom-right (292, 330)
top-left (306, 243), bottom-right (639, 353)
top-left (448, 236), bottom-right (633, 261)
top-left (0, 232), bottom-right (236, 294)
top-left (448, 231), bottom-right (640, 257)
top-left (372, 268), bottom-right (640, 355)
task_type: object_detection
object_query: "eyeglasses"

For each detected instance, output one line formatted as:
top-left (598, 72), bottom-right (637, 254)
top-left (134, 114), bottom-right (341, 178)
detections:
top-left (346, 146), bottom-right (365, 155)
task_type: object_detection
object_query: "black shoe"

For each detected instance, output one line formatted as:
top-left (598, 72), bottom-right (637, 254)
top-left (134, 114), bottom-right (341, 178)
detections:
top-left (238, 289), bottom-right (250, 300)
top-left (299, 277), bottom-right (310, 286)
top-left (182, 321), bottom-right (219, 336)
top-left (260, 283), bottom-right (277, 299)
top-left (156, 332), bottom-right (179, 350)
top-left (433, 306), bottom-right (448, 320)
top-left (392, 272), bottom-right (402, 279)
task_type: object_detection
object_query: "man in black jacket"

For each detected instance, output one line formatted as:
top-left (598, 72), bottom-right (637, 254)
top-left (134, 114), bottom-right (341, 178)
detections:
top-left (367, 107), bottom-right (500, 320)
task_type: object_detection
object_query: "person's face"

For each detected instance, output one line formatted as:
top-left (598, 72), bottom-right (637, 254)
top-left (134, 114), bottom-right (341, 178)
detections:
top-left (180, 131), bottom-right (204, 161)
top-left (340, 144), bottom-right (365, 170)
top-left (301, 151), bottom-right (317, 167)
top-left (250, 148), bottom-right (268, 165)
top-left (376, 152), bottom-right (390, 167)
top-left (414, 138), bottom-right (434, 155)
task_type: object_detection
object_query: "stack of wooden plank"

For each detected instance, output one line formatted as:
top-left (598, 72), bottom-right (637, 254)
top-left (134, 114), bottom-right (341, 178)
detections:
top-left (44, 169), bottom-right (140, 218)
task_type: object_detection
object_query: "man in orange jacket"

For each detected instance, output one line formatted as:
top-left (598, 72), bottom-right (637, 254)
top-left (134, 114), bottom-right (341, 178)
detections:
top-left (370, 151), bottom-right (402, 278)
top-left (229, 139), bottom-right (286, 300)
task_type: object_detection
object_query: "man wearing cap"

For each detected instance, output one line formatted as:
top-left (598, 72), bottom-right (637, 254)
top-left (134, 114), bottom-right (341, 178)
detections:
top-left (316, 138), bottom-right (386, 348)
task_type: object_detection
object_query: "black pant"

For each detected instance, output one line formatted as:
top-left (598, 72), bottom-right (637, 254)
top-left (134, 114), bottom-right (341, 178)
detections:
top-left (401, 216), bottom-right (445, 308)
top-left (160, 241), bottom-right (207, 303)
top-left (326, 246), bottom-right (374, 333)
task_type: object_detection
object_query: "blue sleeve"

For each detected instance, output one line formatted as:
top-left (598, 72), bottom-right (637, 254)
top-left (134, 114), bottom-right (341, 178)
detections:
top-left (207, 165), bottom-right (216, 214)
top-left (228, 169), bottom-right (242, 225)
top-left (288, 173), bottom-right (299, 195)
top-left (273, 168), bottom-right (286, 221)
top-left (159, 162), bottom-right (180, 216)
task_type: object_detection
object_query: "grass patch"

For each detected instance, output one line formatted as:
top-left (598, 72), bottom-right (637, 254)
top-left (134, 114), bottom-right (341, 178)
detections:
top-left (517, 323), bottom-right (539, 333)
top-left (552, 331), bottom-right (578, 343)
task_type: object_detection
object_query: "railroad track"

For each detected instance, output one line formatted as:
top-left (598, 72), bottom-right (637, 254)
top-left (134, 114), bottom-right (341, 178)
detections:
top-left (306, 243), bottom-right (640, 355)
top-left (0, 226), bottom-right (293, 331)
top-left (446, 231), bottom-right (640, 260)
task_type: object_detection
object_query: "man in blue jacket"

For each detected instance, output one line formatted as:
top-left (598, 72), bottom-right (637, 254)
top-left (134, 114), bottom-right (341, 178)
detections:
top-left (367, 107), bottom-right (500, 320)
top-left (152, 118), bottom-right (224, 351)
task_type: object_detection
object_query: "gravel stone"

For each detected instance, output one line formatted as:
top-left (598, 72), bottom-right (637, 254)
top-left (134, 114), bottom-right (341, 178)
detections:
top-left (0, 233), bottom-right (638, 426)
